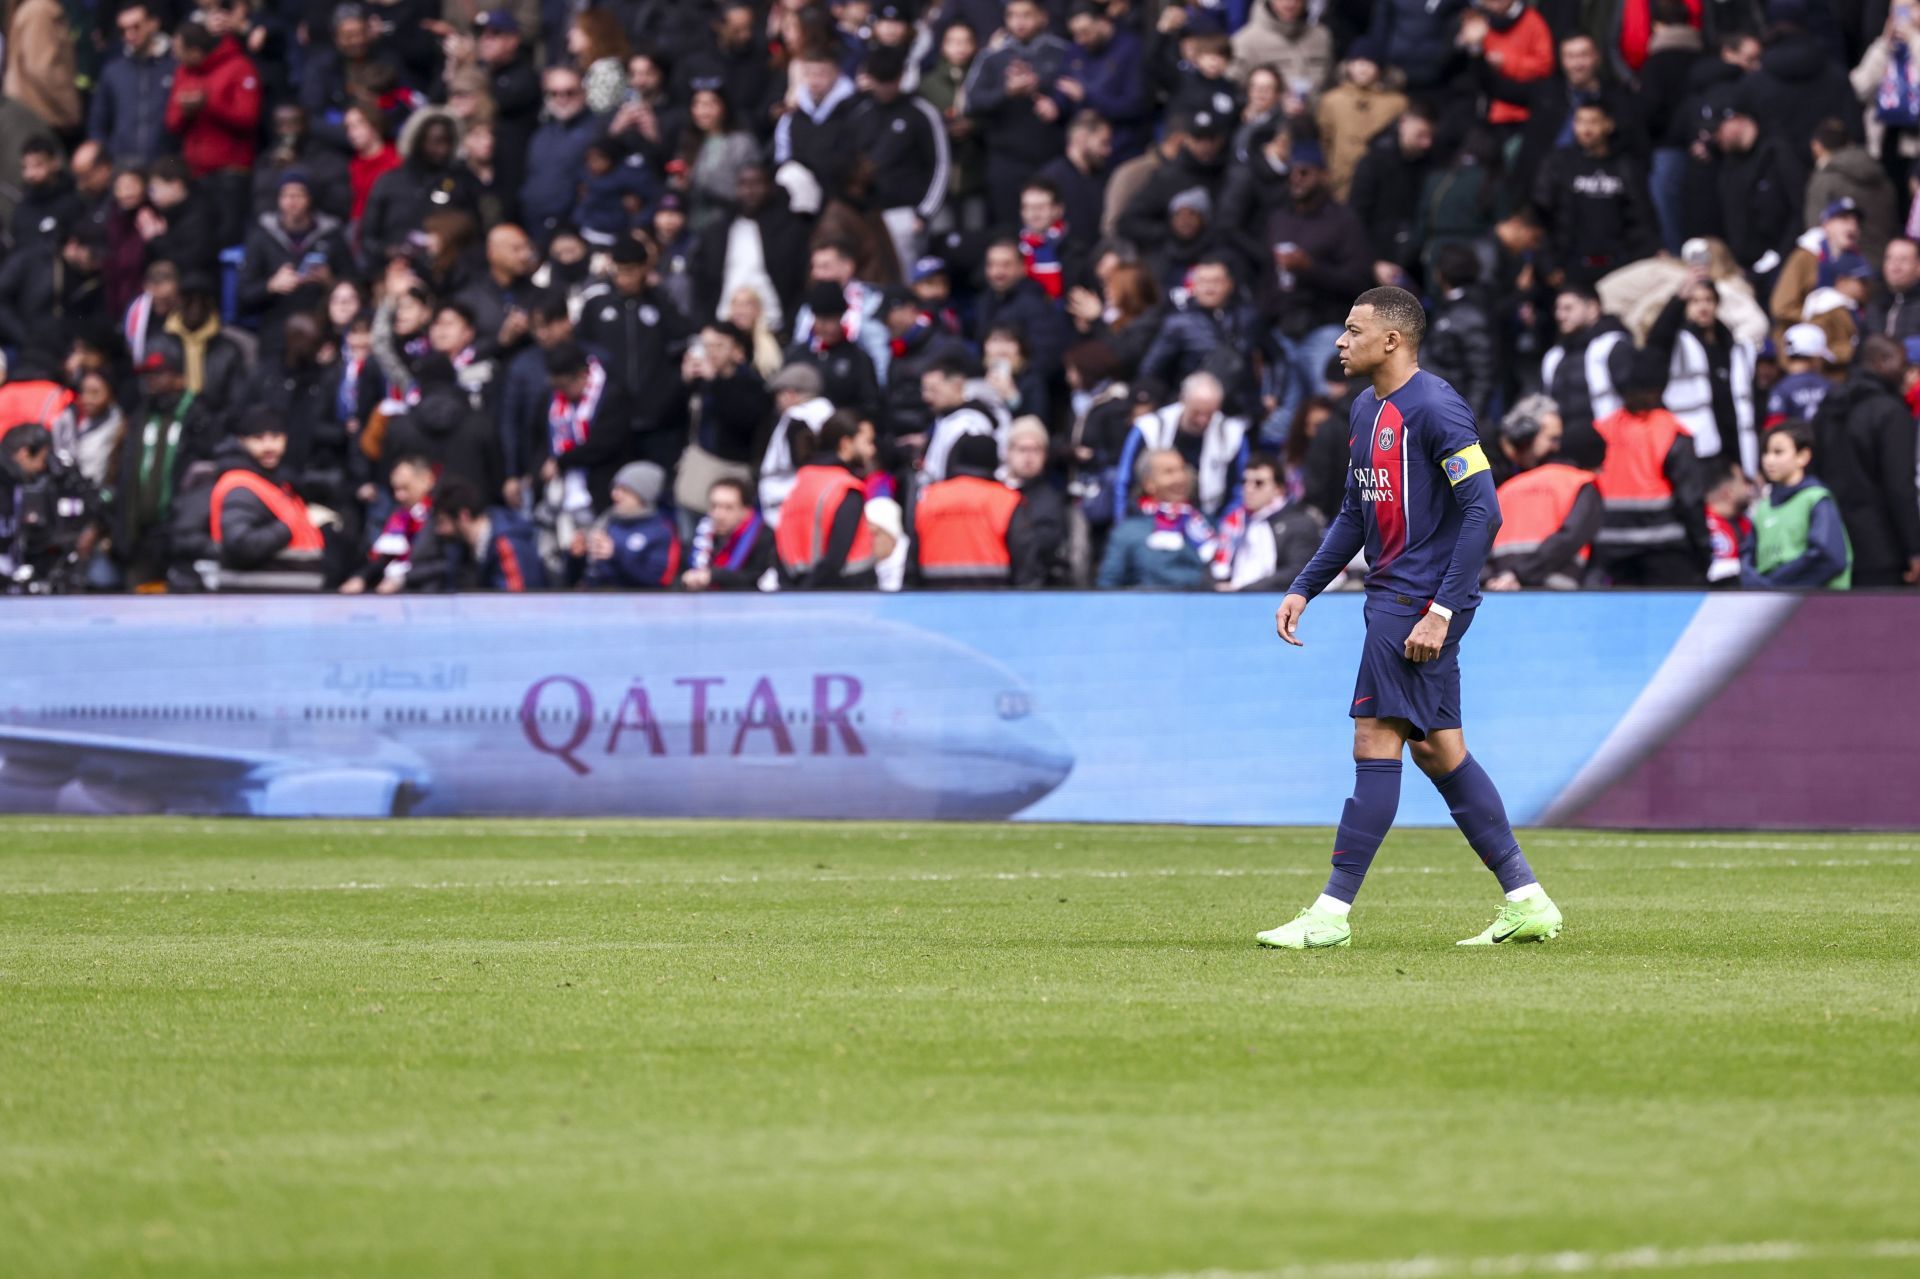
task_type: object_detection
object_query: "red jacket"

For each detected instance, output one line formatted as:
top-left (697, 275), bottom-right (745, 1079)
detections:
top-left (166, 39), bottom-right (262, 176)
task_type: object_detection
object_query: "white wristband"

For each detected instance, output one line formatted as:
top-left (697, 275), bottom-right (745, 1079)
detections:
top-left (1427, 602), bottom-right (1454, 622)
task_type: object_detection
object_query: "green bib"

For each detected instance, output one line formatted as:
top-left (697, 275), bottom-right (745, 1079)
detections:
top-left (1753, 484), bottom-right (1851, 589)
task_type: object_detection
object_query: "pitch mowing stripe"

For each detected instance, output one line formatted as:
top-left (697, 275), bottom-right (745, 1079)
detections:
top-left (1, 858), bottom-right (1914, 896)
top-left (1097, 1238), bottom-right (1920, 1279)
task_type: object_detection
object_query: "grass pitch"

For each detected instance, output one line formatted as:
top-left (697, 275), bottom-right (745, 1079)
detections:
top-left (1, 820), bottom-right (1916, 1279)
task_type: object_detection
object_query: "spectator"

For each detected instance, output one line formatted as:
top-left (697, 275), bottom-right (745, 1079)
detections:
top-left (583, 462), bottom-right (680, 589)
top-left (0, 422), bottom-right (102, 593)
top-left (165, 273), bottom-right (247, 413)
top-left (0, 339), bottom-right (77, 430)
top-left (1315, 48), bottom-right (1409, 202)
top-left (205, 410), bottom-right (331, 592)
top-left (252, 105), bottom-right (354, 222)
top-left (238, 173), bottom-right (350, 358)
top-left (1015, 178), bottom-right (1078, 301)
top-left (1096, 448), bottom-right (1213, 590)
top-left (852, 45), bottom-right (950, 273)
top-left (775, 411), bottom-right (877, 589)
top-left (1498, 34), bottom-right (1646, 198)
top-left (9, 136), bottom-right (83, 254)
top-left (866, 494), bottom-right (908, 592)
top-left (567, 10), bottom-right (631, 117)
top-left (1766, 323), bottom-right (1838, 428)
top-left (382, 355), bottom-right (503, 499)
top-left (340, 455), bottom-right (438, 595)
top-left (1591, 353), bottom-right (1706, 586)
top-left (683, 477), bottom-right (776, 592)
top-left (1748, 25), bottom-right (1862, 159)
top-left (1114, 370), bottom-right (1248, 523)
top-left (918, 355), bottom-right (999, 484)
top-left (1461, 1), bottom-right (1556, 131)
top-left (1036, 112), bottom-right (1116, 263)
top-left (0, 225), bottom-right (106, 352)
top-left (1117, 108), bottom-right (1232, 256)
top-left (1349, 102), bottom-right (1438, 288)
top-left (1231, 0), bottom-right (1332, 93)
top-left (1063, 7), bottom-right (1150, 159)
top-left (1740, 421), bottom-right (1852, 589)
top-left (91, 3), bottom-right (176, 167)
top-left (1773, 198), bottom-right (1864, 336)
top-left (520, 66), bottom-right (600, 242)
top-left (433, 474), bottom-right (547, 591)
top-left (789, 280), bottom-right (883, 418)
top-left (575, 237), bottom-right (691, 467)
top-left (1533, 101), bottom-right (1659, 290)
top-left (1804, 119), bottom-right (1896, 268)
top-left (1810, 335), bottom-right (1920, 587)
top-left (775, 50), bottom-right (861, 206)
top-left (1648, 272), bottom-right (1759, 472)
top-left (670, 320), bottom-right (773, 518)
top-left (1713, 93), bottom-right (1805, 291)
top-left (790, 240), bottom-right (892, 381)
top-left (881, 288), bottom-right (972, 442)
top-left (1137, 254), bottom-right (1260, 416)
top-left (1485, 396), bottom-right (1602, 590)
top-left (910, 432), bottom-right (1022, 588)
top-left (1262, 141), bottom-right (1371, 443)
top-left (1422, 245), bottom-right (1498, 427)
top-left (694, 163), bottom-right (810, 333)
top-left (1863, 238), bottom-right (1920, 343)
top-left (1217, 450), bottom-right (1323, 591)
top-left (963, 0), bottom-right (1076, 224)
top-left (1002, 417), bottom-right (1068, 588)
top-left (4, 0), bottom-right (82, 135)
top-left (974, 238), bottom-right (1072, 382)
top-left (362, 110), bottom-right (478, 265)
top-left (1540, 285), bottom-right (1632, 469)
top-left (1703, 458), bottom-right (1754, 587)
top-left (51, 368), bottom-right (125, 488)
top-left (141, 157), bottom-right (221, 276)
top-left (541, 338), bottom-right (631, 518)
top-left (761, 363), bottom-right (836, 527)
top-left (166, 19), bottom-right (261, 245)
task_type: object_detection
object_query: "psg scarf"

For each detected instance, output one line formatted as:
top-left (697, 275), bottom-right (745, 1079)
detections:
top-left (549, 358), bottom-right (606, 456)
top-left (371, 496), bottom-right (433, 562)
top-left (1139, 497), bottom-right (1217, 558)
top-left (890, 312), bottom-right (933, 358)
top-left (714, 511), bottom-right (764, 571)
top-left (1019, 220), bottom-right (1067, 300)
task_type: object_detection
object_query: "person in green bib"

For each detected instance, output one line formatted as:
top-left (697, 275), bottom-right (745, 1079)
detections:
top-left (1741, 423), bottom-right (1852, 590)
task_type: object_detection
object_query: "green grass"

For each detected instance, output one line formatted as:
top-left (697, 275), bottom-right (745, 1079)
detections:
top-left (1, 820), bottom-right (1916, 1279)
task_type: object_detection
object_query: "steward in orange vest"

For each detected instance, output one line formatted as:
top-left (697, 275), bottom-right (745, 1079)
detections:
top-left (1491, 462), bottom-right (1601, 587)
top-left (774, 415), bottom-right (876, 589)
top-left (207, 411), bottom-right (331, 591)
top-left (1591, 355), bottom-right (1707, 586)
top-left (909, 434), bottom-right (1022, 588)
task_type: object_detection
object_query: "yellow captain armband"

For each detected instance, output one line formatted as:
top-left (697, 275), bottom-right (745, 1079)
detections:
top-left (1442, 443), bottom-right (1490, 486)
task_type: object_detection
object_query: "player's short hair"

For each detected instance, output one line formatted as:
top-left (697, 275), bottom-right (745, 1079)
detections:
top-left (1764, 421), bottom-right (1814, 454)
top-left (1354, 286), bottom-right (1427, 349)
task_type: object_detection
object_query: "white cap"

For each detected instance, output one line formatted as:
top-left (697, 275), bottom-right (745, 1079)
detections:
top-left (1783, 322), bottom-right (1835, 362)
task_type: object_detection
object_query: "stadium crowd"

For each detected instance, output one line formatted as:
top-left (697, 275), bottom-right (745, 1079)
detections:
top-left (0, 0), bottom-right (1917, 593)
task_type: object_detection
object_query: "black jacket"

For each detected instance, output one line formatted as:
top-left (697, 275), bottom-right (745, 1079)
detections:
top-left (8, 174), bottom-right (84, 253)
top-left (113, 390), bottom-right (223, 577)
top-left (240, 357), bottom-right (332, 477)
top-left (974, 277), bottom-right (1072, 380)
top-left (486, 51), bottom-right (543, 193)
top-left (1117, 150), bottom-right (1229, 256)
top-left (1716, 136), bottom-right (1805, 273)
top-left (849, 92), bottom-right (949, 221)
top-left (883, 322), bottom-right (973, 440)
top-left (1422, 288), bottom-right (1498, 423)
top-left (251, 136), bottom-right (354, 221)
top-left (1010, 479), bottom-right (1069, 587)
top-left (692, 193), bottom-right (812, 323)
top-left (0, 254), bottom-right (104, 350)
top-left (574, 282), bottom-right (694, 429)
top-left (786, 338), bottom-right (881, 421)
top-left (1531, 145), bottom-right (1659, 286)
top-left (383, 382), bottom-right (505, 500)
top-left (361, 159), bottom-right (482, 265)
top-left (236, 212), bottom-right (353, 356)
top-left (1349, 134), bottom-right (1438, 272)
top-left (1261, 196), bottom-right (1373, 335)
top-left (1748, 36), bottom-right (1863, 156)
top-left (1543, 317), bottom-right (1632, 468)
top-left (147, 189), bottom-right (223, 276)
top-left (211, 451), bottom-right (317, 573)
top-left (1493, 71), bottom-right (1647, 197)
top-left (1813, 371), bottom-right (1920, 585)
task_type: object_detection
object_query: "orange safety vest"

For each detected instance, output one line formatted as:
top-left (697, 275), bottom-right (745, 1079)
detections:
top-left (0, 380), bottom-right (75, 430)
top-left (1495, 463), bottom-right (1594, 563)
top-left (210, 470), bottom-right (325, 552)
top-left (1593, 408), bottom-right (1687, 511)
top-left (914, 475), bottom-right (1022, 581)
top-left (775, 463), bottom-right (873, 575)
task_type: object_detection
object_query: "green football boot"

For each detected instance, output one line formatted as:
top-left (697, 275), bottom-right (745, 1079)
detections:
top-left (1256, 906), bottom-right (1352, 950)
top-left (1456, 893), bottom-right (1563, 946)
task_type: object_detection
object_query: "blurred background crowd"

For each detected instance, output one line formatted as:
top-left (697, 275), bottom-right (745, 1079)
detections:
top-left (0, 0), bottom-right (1916, 593)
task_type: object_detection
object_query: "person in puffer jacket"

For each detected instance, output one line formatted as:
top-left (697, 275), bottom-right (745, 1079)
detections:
top-left (583, 462), bottom-right (682, 589)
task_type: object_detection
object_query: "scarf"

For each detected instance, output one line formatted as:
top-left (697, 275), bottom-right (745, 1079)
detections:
top-left (124, 293), bottom-right (154, 363)
top-left (1139, 497), bottom-right (1217, 559)
top-left (337, 353), bottom-right (365, 421)
top-left (163, 312), bottom-right (221, 395)
top-left (134, 392), bottom-right (194, 530)
top-left (712, 510), bottom-right (764, 571)
top-left (549, 358), bottom-right (606, 456)
top-left (1884, 40), bottom-right (1920, 127)
top-left (890, 312), bottom-right (933, 358)
top-left (371, 496), bottom-right (432, 562)
top-left (1019, 220), bottom-right (1068, 300)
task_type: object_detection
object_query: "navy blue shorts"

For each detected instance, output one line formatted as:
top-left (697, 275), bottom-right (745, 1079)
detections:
top-left (1350, 603), bottom-right (1476, 741)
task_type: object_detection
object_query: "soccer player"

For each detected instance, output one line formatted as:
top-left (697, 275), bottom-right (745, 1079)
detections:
top-left (1260, 287), bottom-right (1563, 949)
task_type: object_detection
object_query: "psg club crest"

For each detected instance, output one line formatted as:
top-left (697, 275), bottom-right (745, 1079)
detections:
top-left (1445, 454), bottom-right (1469, 481)
top-left (1376, 425), bottom-right (1396, 452)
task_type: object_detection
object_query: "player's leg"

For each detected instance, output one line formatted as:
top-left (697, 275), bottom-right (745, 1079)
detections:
top-left (1257, 715), bottom-right (1408, 951)
top-left (1409, 731), bottom-right (1563, 945)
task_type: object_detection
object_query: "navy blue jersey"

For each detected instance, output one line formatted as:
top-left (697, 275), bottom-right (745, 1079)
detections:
top-left (1765, 371), bottom-right (1831, 425)
top-left (1288, 369), bottom-right (1501, 614)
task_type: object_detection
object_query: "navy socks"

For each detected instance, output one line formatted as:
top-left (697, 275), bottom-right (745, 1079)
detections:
top-left (1323, 759), bottom-right (1403, 903)
top-left (1435, 753), bottom-right (1537, 894)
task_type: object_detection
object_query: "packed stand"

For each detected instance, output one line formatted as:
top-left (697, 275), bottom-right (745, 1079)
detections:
top-left (0, 0), bottom-right (1917, 594)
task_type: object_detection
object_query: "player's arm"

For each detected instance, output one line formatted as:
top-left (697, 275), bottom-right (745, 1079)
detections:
top-left (1277, 463), bottom-right (1365, 645)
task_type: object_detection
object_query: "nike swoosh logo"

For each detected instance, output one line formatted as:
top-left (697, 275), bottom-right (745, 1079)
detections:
top-left (1491, 924), bottom-right (1521, 943)
top-left (1353, 696), bottom-right (1373, 706)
